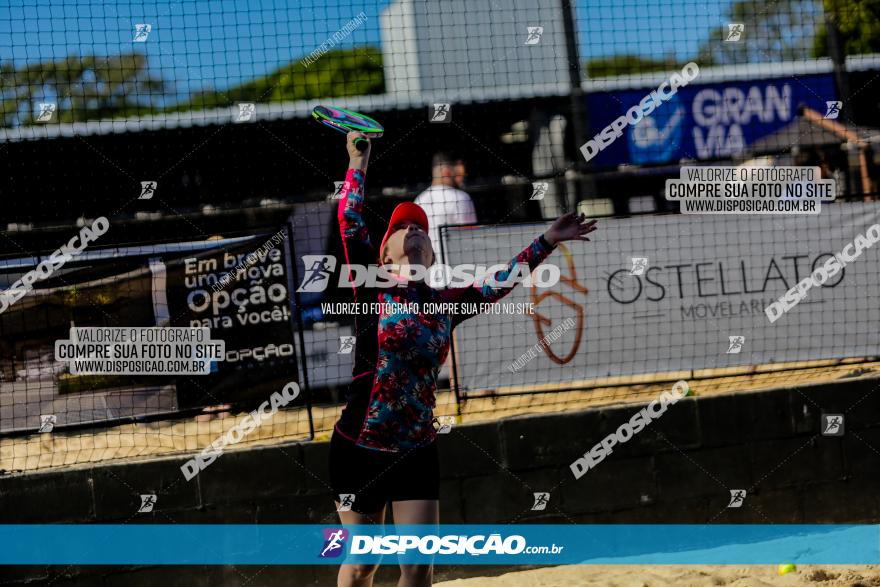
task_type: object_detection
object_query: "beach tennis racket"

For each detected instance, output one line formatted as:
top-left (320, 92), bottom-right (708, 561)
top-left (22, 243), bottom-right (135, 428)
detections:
top-left (312, 105), bottom-right (384, 152)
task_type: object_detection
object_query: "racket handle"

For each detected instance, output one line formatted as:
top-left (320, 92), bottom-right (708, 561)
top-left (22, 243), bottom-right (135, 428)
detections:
top-left (354, 137), bottom-right (369, 152)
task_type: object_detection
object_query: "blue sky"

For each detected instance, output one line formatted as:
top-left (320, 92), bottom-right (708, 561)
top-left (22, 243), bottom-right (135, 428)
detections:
top-left (0, 0), bottom-right (729, 100)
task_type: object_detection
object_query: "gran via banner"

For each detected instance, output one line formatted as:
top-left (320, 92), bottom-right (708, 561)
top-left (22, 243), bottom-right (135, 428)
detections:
top-left (584, 73), bottom-right (836, 167)
top-left (445, 203), bottom-right (880, 395)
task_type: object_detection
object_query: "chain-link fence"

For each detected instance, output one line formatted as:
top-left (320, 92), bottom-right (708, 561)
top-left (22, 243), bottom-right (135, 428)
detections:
top-left (2, 0), bottom-right (879, 472)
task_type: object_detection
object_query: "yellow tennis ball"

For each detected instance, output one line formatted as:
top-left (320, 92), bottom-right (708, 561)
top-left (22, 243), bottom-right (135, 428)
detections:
top-left (777, 563), bottom-right (797, 576)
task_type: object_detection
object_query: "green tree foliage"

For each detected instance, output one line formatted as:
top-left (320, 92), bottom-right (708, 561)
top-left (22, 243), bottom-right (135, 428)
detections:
top-left (1, 46), bottom-right (385, 127)
top-left (695, 0), bottom-right (822, 66)
top-left (585, 55), bottom-right (677, 78)
top-left (583, 0), bottom-right (827, 77)
top-left (813, 0), bottom-right (880, 56)
top-left (170, 47), bottom-right (385, 113)
top-left (0, 52), bottom-right (164, 127)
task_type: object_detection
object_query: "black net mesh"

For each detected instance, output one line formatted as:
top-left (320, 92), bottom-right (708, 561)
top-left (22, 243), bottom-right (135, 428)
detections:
top-left (1, 0), bottom-right (879, 473)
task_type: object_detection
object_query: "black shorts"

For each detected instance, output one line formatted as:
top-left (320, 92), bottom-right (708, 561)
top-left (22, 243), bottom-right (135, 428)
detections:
top-left (328, 429), bottom-right (439, 514)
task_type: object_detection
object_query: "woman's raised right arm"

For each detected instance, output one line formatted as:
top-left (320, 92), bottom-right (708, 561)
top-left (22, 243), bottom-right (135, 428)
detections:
top-left (337, 132), bottom-right (378, 297)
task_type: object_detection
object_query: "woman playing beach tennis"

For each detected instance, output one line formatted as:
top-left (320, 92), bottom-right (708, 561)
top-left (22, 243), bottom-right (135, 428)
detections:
top-left (329, 131), bottom-right (597, 587)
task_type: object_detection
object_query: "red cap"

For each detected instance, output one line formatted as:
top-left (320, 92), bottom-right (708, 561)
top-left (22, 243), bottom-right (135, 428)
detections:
top-left (379, 202), bottom-right (429, 260)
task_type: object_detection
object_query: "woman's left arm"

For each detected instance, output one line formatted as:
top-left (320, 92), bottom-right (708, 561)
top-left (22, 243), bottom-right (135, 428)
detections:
top-left (440, 212), bottom-right (597, 324)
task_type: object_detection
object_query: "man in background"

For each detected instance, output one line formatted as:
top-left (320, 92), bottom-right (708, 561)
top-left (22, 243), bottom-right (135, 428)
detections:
top-left (414, 152), bottom-right (478, 264)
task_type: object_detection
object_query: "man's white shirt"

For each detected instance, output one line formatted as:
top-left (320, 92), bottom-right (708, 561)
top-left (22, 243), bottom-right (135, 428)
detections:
top-left (413, 185), bottom-right (478, 262)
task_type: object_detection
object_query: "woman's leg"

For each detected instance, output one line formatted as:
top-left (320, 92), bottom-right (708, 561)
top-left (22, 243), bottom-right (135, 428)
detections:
top-left (392, 499), bottom-right (439, 587)
top-left (336, 503), bottom-right (386, 587)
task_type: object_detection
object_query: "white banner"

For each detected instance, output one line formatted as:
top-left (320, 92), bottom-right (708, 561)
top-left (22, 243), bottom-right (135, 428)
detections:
top-left (443, 203), bottom-right (880, 393)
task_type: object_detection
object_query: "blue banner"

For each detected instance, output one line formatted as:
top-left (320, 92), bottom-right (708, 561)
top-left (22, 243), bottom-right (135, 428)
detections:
top-left (584, 73), bottom-right (838, 167)
top-left (0, 524), bottom-right (877, 565)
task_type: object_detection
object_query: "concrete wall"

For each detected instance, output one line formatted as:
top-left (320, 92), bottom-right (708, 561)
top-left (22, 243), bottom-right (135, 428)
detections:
top-left (2, 376), bottom-right (879, 585)
top-left (380, 0), bottom-right (569, 95)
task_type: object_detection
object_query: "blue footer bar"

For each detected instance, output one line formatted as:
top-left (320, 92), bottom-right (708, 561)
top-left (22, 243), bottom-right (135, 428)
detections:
top-left (0, 525), bottom-right (877, 565)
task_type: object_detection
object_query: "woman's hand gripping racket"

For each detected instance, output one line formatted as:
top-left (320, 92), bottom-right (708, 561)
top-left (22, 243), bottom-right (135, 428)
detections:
top-left (312, 105), bottom-right (384, 152)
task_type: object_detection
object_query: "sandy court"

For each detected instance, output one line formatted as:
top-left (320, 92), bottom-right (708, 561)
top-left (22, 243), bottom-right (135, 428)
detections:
top-left (434, 565), bottom-right (880, 586)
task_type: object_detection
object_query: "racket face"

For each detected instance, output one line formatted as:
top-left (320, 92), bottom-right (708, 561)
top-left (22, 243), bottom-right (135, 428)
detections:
top-left (312, 105), bottom-right (384, 137)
